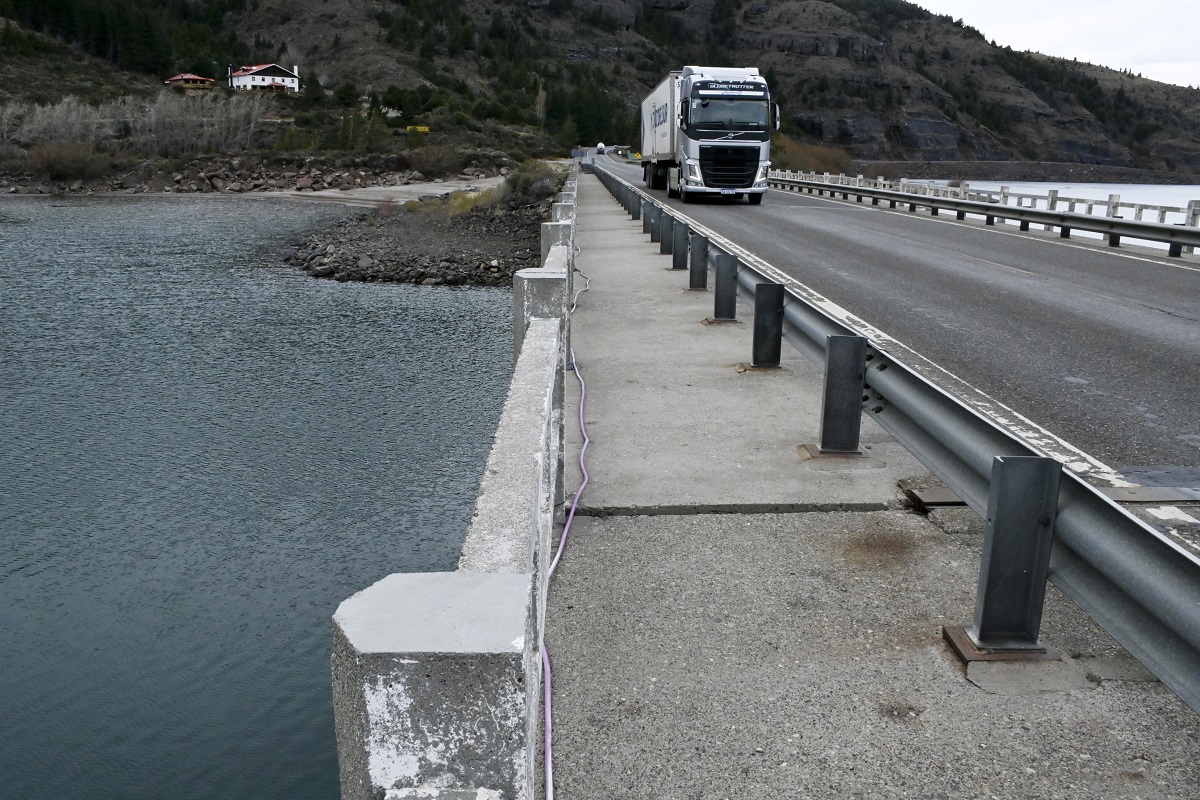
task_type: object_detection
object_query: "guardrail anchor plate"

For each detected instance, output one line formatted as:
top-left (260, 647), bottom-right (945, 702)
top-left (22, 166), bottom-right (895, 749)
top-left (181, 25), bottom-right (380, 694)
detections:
top-left (942, 625), bottom-right (1058, 663)
top-left (797, 443), bottom-right (866, 460)
top-left (904, 487), bottom-right (966, 510)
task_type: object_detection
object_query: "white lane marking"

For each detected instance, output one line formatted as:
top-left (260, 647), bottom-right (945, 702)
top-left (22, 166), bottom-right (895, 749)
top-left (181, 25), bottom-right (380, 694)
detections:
top-left (1148, 506), bottom-right (1200, 524)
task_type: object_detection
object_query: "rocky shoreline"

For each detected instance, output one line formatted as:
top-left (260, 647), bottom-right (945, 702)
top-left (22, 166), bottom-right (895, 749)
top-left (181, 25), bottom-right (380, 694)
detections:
top-left (0, 153), bottom-right (504, 196)
top-left (0, 151), bottom-right (554, 289)
top-left (282, 196), bottom-right (549, 288)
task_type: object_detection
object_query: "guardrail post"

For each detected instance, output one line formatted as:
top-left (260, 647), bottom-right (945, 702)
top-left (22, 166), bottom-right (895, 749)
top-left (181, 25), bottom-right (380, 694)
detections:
top-left (817, 335), bottom-right (867, 454)
top-left (630, 190), bottom-right (641, 221)
top-left (658, 212), bottom-right (673, 254)
top-left (962, 456), bottom-right (1061, 652)
top-left (691, 232), bottom-right (705, 289)
top-left (713, 253), bottom-right (737, 321)
top-left (671, 219), bottom-right (689, 269)
top-left (648, 204), bottom-right (660, 242)
top-left (751, 283), bottom-right (785, 367)
top-left (1061, 225), bottom-right (1071, 239)
top-left (689, 233), bottom-right (709, 290)
top-left (1184, 200), bottom-right (1199, 255)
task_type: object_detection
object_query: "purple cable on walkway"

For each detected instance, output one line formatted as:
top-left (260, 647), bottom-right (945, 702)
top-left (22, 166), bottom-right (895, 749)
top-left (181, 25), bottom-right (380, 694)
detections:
top-left (541, 266), bottom-right (591, 800)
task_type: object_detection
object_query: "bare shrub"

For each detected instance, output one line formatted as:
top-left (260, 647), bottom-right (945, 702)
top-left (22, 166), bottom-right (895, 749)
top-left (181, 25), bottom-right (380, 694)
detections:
top-left (7, 93), bottom-right (269, 158)
top-left (15, 97), bottom-right (110, 149)
top-left (28, 143), bottom-right (114, 180)
top-left (0, 103), bottom-right (28, 145)
top-left (409, 145), bottom-right (462, 177)
top-left (503, 160), bottom-right (563, 205)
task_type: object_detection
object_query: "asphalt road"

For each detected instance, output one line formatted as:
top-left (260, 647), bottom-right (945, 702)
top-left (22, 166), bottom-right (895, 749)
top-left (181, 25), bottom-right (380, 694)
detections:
top-left (600, 155), bottom-right (1200, 476)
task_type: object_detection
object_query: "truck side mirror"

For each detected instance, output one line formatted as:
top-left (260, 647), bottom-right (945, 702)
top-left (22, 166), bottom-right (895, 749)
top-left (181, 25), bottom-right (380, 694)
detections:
top-left (679, 99), bottom-right (688, 127)
top-left (773, 103), bottom-right (781, 131)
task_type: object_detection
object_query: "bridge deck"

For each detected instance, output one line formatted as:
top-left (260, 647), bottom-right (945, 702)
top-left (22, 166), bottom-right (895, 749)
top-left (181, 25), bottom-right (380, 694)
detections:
top-left (543, 175), bottom-right (1200, 799)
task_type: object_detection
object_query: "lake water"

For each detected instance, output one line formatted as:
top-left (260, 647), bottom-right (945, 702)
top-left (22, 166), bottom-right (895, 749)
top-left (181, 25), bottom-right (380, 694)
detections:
top-left (0, 195), bottom-right (513, 799)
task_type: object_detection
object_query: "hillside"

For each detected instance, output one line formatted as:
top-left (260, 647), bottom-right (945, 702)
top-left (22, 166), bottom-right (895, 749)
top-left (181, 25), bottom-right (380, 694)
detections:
top-left (4, 0), bottom-right (1200, 174)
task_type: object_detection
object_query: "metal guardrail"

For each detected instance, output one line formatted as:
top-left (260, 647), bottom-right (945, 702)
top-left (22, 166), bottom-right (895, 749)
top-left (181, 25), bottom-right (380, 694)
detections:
top-left (769, 174), bottom-right (1200, 257)
top-left (779, 170), bottom-right (1200, 226)
top-left (592, 164), bottom-right (1200, 715)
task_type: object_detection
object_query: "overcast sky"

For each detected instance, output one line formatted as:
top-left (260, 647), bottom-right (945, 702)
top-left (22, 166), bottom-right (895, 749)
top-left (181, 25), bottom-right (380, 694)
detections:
top-left (910, 1), bottom-right (1200, 88)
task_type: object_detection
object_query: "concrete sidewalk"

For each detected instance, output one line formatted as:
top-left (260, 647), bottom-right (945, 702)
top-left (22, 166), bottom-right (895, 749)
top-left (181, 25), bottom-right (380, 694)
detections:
top-left (545, 174), bottom-right (1200, 799)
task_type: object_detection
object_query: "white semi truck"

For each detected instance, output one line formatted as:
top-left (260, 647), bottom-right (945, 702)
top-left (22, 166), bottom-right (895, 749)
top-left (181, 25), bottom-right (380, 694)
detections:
top-left (639, 65), bottom-right (778, 204)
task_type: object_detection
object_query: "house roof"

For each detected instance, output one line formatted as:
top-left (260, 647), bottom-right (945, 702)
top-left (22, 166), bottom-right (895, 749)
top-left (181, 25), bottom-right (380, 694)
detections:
top-left (231, 64), bottom-right (297, 79)
top-left (166, 73), bottom-right (215, 83)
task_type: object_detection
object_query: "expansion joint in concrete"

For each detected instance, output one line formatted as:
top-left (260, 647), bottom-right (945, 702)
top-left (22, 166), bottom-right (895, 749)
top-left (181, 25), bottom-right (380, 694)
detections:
top-left (574, 502), bottom-right (894, 518)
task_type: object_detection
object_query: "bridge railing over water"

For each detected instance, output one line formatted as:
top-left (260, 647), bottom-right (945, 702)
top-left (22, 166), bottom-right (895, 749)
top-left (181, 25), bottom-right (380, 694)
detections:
top-left (595, 163), bottom-right (1200, 717)
top-left (771, 170), bottom-right (1200, 255)
top-left (330, 167), bottom-right (579, 800)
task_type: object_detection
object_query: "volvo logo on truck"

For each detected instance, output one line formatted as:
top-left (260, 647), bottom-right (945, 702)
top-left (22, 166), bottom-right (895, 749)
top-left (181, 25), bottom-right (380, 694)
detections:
top-left (638, 66), bottom-right (779, 205)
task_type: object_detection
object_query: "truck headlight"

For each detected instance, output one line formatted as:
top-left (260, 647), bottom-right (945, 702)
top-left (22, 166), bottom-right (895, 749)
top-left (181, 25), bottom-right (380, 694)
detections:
top-left (756, 164), bottom-right (770, 183)
top-left (686, 162), bottom-right (702, 181)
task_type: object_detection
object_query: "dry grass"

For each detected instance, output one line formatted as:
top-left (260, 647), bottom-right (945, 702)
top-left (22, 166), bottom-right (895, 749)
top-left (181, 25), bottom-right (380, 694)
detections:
top-left (397, 159), bottom-right (562, 218)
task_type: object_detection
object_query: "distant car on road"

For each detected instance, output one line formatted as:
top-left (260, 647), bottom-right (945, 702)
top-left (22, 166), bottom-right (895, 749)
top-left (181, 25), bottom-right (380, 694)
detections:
top-left (596, 142), bottom-right (605, 154)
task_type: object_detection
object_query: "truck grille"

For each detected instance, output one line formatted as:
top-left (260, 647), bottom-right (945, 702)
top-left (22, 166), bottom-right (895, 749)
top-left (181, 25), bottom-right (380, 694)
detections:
top-left (699, 145), bottom-right (758, 188)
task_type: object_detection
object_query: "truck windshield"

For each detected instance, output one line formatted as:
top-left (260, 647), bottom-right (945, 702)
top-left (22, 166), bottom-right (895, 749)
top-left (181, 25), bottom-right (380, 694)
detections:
top-left (689, 98), bottom-right (769, 130)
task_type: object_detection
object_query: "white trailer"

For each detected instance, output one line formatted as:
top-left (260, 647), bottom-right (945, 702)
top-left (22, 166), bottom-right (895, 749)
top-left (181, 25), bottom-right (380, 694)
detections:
top-left (639, 65), bottom-right (778, 204)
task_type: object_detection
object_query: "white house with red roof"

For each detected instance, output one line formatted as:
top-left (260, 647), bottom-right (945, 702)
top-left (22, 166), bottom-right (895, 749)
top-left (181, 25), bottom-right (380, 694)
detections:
top-left (228, 64), bottom-right (301, 93)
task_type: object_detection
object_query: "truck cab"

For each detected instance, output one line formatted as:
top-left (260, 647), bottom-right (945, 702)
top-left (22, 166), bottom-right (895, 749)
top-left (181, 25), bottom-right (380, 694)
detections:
top-left (640, 66), bottom-right (778, 204)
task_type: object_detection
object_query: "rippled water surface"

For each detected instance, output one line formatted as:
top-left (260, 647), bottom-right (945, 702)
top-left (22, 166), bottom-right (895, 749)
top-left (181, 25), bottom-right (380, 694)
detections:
top-left (0, 196), bottom-right (513, 799)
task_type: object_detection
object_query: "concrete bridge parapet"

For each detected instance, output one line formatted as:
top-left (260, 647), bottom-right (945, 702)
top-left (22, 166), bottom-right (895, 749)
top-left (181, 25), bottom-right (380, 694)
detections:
top-left (330, 166), bottom-right (578, 800)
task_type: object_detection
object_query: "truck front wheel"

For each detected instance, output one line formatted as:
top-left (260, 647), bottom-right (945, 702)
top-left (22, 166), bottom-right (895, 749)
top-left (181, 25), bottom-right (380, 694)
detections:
top-left (748, 193), bottom-right (764, 205)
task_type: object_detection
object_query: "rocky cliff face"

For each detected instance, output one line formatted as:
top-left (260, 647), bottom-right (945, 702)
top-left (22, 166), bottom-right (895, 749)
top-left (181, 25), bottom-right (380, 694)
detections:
top-left (10, 0), bottom-right (1197, 172)
top-left (208, 0), bottom-right (1200, 171)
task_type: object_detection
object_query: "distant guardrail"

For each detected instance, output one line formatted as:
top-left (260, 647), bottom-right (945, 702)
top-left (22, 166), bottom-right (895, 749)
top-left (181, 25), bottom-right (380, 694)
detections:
top-left (595, 162), bottom-right (1200, 717)
top-left (770, 171), bottom-right (1200, 256)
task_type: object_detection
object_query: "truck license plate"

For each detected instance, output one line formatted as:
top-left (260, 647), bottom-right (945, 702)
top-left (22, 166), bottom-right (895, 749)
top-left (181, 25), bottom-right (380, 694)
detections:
top-left (720, 189), bottom-right (735, 195)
